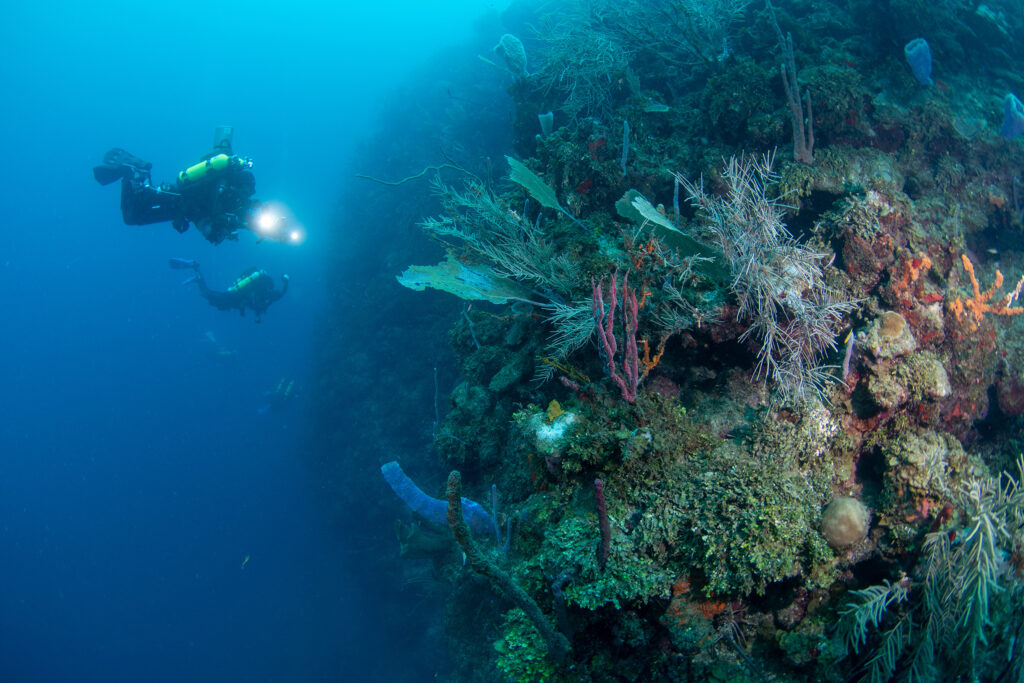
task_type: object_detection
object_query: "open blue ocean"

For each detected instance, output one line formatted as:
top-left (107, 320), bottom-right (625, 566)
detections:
top-left (0, 1), bottom-right (507, 681)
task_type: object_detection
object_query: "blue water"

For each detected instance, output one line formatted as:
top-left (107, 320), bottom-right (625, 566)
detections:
top-left (0, 1), bottom-right (506, 680)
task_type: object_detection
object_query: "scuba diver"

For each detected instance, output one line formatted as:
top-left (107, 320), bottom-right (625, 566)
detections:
top-left (93, 127), bottom-right (296, 245)
top-left (170, 258), bottom-right (289, 322)
top-left (258, 378), bottom-right (296, 415)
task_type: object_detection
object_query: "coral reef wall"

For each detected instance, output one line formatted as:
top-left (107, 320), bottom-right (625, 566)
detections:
top-left (315, 0), bottom-right (1024, 680)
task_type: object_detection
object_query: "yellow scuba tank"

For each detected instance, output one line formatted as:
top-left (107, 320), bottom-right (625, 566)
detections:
top-left (177, 153), bottom-right (238, 184)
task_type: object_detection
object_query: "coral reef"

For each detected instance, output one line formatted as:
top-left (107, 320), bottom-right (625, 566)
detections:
top-left (329, 0), bottom-right (1024, 679)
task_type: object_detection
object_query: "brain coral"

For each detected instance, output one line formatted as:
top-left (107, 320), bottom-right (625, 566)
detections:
top-left (820, 497), bottom-right (870, 549)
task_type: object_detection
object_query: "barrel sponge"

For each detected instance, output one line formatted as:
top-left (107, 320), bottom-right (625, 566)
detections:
top-left (820, 497), bottom-right (870, 549)
top-left (494, 33), bottom-right (529, 77)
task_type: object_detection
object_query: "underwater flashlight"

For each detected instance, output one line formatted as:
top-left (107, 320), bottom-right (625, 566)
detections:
top-left (257, 210), bottom-right (281, 234)
top-left (252, 201), bottom-right (303, 243)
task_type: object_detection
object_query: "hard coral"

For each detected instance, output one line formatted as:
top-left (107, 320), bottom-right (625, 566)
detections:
top-left (820, 497), bottom-right (870, 549)
top-left (860, 311), bottom-right (916, 359)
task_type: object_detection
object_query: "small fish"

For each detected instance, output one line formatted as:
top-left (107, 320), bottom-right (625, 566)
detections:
top-left (241, 554), bottom-right (250, 569)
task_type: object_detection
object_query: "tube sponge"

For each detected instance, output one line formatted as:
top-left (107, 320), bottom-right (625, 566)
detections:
top-left (381, 461), bottom-right (494, 535)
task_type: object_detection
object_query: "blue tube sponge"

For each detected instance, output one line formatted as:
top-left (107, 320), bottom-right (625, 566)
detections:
top-left (381, 461), bottom-right (494, 535)
top-left (1001, 94), bottom-right (1024, 140)
top-left (904, 38), bottom-right (933, 87)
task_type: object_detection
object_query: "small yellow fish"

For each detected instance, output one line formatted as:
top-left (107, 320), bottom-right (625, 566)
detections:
top-left (241, 554), bottom-right (250, 569)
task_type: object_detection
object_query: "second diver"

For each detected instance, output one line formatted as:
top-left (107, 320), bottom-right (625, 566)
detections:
top-left (171, 259), bottom-right (289, 323)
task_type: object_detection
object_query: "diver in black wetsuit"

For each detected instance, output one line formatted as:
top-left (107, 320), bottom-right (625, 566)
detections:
top-left (170, 259), bottom-right (289, 322)
top-left (93, 127), bottom-right (290, 245)
top-left (258, 378), bottom-right (296, 415)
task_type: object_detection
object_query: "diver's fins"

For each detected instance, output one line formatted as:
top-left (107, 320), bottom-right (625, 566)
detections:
top-left (92, 148), bottom-right (152, 185)
top-left (168, 258), bottom-right (199, 270)
top-left (92, 164), bottom-right (128, 186)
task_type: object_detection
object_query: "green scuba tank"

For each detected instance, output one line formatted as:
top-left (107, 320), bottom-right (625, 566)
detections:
top-left (228, 270), bottom-right (268, 293)
top-left (273, 378), bottom-right (294, 398)
top-left (177, 153), bottom-right (240, 184)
